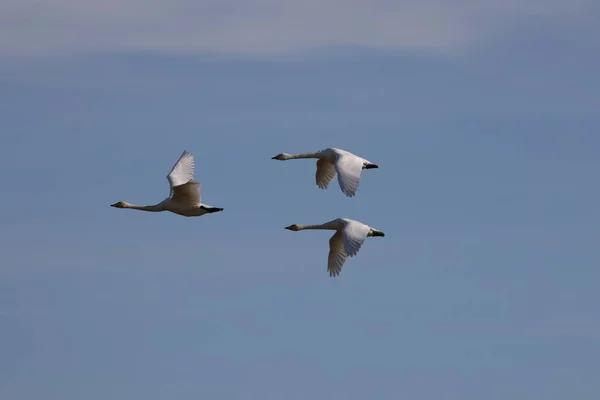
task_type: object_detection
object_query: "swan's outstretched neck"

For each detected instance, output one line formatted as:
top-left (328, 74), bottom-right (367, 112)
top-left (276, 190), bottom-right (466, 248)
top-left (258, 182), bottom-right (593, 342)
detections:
top-left (298, 224), bottom-right (329, 230)
top-left (285, 222), bottom-right (338, 231)
top-left (272, 151), bottom-right (323, 160)
top-left (131, 204), bottom-right (164, 212)
top-left (290, 151), bottom-right (322, 159)
top-left (110, 202), bottom-right (165, 212)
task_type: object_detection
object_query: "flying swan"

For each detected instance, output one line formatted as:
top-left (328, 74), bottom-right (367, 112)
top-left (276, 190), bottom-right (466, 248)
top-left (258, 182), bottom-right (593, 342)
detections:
top-left (285, 218), bottom-right (385, 277)
top-left (271, 148), bottom-right (379, 197)
top-left (110, 150), bottom-right (223, 217)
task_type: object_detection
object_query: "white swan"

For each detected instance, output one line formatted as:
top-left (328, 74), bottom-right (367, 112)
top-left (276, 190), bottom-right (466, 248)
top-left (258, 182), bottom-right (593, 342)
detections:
top-left (272, 148), bottom-right (379, 197)
top-left (285, 218), bottom-right (385, 277)
top-left (110, 150), bottom-right (223, 217)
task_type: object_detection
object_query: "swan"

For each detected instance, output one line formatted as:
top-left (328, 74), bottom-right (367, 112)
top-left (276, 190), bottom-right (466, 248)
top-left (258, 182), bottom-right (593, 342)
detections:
top-left (285, 218), bottom-right (385, 277)
top-left (110, 150), bottom-right (223, 217)
top-left (271, 148), bottom-right (379, 197)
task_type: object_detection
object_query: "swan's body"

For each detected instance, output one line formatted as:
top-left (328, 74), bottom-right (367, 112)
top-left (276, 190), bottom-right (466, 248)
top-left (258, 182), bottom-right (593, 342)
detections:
top-left (111, 150), bottom-right (223, 217)
top-left (272, 148), bottom-right (379, 197)
top-left (285, 218), bottom-right (385, 277)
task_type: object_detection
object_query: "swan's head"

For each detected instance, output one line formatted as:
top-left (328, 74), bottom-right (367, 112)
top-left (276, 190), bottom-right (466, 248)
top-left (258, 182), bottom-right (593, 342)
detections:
top-left (110, 201), bottom-right (128, 208)
top-left (272, 153), bottom-right (291, 161)
top-left (285, 224), bottom-right (302, 231)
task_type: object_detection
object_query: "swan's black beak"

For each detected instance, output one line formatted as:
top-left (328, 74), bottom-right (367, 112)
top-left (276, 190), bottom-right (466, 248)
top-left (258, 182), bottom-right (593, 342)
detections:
top-left (364, 164), bottom-right (379, 169)
top-left (372, 230), bottom-right (385, 237)
top-left (110, 203), bottom-right (118, 207)
top-left (271, 156), bottom-right (277, 159)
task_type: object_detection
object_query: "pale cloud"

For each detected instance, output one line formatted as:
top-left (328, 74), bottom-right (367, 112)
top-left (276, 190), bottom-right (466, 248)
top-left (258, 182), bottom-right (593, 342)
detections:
top-left (0, 0), bottom-right (594, 57)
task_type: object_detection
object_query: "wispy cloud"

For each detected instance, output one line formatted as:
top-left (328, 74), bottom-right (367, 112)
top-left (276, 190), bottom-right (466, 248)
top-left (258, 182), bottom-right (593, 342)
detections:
top-left (0, 0), bottom-right (594, 57)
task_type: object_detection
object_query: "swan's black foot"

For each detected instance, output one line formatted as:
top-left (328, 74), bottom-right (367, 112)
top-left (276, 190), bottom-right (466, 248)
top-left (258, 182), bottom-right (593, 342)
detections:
top-left (200, 206), bottom-right (224, 213)
top-left (364, 164), bottom-right (379, 169)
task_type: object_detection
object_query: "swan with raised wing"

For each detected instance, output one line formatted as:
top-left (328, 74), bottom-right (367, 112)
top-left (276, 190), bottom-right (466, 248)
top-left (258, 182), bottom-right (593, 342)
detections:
top-left (110, 150), bottom-right (223, 217)
top-left (271, 148), bottom-right (379, 197)
top-left (285, 218), bottom-right (385, 277)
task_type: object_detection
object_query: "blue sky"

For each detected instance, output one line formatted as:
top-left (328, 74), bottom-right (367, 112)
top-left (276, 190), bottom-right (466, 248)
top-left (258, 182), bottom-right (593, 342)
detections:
top-left (1, 1), bottom-right (600, 399)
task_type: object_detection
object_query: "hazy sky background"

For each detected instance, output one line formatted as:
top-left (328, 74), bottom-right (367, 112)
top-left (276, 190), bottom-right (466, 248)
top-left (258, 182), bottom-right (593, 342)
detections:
top-left (1, 1), bottom-right (599, 399)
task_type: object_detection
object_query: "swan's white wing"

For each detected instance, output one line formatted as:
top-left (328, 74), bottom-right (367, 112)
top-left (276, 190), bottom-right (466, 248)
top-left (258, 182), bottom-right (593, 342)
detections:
top-left (171, 181), bottom-right (201, 204)
top-left (328, 230), bottom-right (347, 277)
top-left (316, 159), bottom-right (336, 189)
top-left (335, 154), bottom-right (363, 197)
top-left (341, 220), bottom-right (370, 258)
top-left (167, 151), bottom-right (195, 188)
